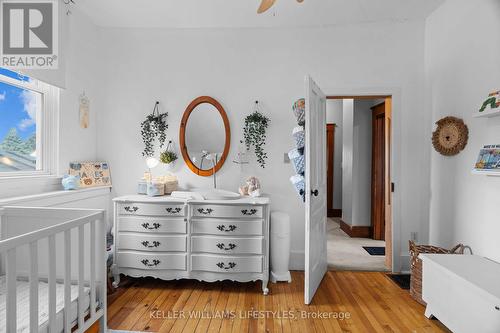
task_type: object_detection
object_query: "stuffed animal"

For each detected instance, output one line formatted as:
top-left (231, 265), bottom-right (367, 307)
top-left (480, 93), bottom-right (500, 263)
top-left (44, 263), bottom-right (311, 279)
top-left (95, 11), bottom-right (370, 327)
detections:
top-left (62, 174), bottom-right (80, 190)
top-left (239, 176), bottom-right (262, 197)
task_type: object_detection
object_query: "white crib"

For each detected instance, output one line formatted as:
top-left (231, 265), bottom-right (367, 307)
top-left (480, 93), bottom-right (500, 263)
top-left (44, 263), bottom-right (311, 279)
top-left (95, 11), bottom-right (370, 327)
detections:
top-left (0, 206), bottom-right (107, 333)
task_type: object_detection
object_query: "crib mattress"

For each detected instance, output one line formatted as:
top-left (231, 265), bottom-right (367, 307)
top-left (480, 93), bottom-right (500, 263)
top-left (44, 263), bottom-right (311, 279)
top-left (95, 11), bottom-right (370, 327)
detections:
top-left (0, 276), bottom-right (91, 333)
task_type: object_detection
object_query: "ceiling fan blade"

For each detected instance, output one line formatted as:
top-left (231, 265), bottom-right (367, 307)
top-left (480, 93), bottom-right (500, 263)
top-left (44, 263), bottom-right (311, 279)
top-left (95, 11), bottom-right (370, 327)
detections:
top-left (257, 0), bottom-right (277, 14)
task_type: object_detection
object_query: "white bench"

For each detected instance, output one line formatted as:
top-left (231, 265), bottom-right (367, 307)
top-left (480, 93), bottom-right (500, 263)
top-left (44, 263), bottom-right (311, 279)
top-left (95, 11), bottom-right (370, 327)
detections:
top-left (419, 254), bottom-right (500, 333)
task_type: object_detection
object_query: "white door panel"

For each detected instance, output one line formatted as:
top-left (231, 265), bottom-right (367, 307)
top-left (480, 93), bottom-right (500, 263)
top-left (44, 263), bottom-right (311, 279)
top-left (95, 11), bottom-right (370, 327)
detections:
top-left (304, 75), bottom-right (328, 304)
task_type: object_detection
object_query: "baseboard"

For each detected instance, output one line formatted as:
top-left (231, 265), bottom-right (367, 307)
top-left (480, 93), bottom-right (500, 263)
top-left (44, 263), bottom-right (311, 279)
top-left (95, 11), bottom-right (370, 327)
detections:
top-left (289, 250), bottom-right (305, 270)
top-left (328, 209), bottom-right (342, 218)
top-left (340, 220), bottom-right (371, 238)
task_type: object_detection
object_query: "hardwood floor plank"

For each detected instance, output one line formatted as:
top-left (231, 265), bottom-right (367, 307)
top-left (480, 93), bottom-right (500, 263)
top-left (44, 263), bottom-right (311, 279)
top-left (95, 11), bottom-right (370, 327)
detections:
top-left (107, 272), bottom-right (451, 333)
top-left (130, 279), bottom-right (181, 332)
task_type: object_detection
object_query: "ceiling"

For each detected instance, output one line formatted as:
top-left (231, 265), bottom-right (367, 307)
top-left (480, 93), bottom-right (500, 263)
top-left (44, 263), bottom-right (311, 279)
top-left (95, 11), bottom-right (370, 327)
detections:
top-left (77, 0), bottom-right (445, 29)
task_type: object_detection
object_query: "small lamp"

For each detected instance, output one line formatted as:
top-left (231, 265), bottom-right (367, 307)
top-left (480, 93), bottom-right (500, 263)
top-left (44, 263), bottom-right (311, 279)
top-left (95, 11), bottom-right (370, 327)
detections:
top-left (145, 157), bottom-right (159, 182)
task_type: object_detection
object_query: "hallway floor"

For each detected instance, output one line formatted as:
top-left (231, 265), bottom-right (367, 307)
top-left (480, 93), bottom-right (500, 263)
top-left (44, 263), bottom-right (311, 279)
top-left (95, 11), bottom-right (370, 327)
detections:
top-left (327, 218), bottom-right (388, 271)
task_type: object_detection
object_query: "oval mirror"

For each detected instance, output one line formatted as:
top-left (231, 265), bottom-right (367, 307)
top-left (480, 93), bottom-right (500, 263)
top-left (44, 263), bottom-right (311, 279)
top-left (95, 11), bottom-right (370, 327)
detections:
top-left (179, 96), bottom-right (230, 176)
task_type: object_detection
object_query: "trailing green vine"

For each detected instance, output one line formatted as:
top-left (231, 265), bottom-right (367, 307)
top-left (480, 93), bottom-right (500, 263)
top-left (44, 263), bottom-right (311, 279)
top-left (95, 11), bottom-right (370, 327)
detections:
top-left (243, 103), bottom-right (270, 168)
top-left (140, 102), bottom-right (168, 157)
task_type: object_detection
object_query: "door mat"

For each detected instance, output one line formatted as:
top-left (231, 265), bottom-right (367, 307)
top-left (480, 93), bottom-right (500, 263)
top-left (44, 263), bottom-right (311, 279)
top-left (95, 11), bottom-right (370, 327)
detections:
top-left (362, 246), bottom-right (385, 256)
top-left (387, 274), bottom-right (411, 290)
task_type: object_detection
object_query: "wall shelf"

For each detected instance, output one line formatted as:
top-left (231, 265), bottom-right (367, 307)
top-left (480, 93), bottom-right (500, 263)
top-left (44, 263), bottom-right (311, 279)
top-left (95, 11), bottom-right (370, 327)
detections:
top-left (473, 108), bottom-right (500, 118)
top-left (471, 169), bottom-right (500, 176)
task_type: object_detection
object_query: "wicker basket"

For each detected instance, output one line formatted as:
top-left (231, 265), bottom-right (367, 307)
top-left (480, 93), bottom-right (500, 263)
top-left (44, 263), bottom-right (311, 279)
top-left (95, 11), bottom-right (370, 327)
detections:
top-left (409, 240), bottom-right (464, 305)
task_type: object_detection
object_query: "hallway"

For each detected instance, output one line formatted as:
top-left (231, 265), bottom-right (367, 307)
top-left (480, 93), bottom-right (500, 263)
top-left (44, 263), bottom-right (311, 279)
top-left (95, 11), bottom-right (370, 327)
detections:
top-left (327, 218), bottom-right (388, 271)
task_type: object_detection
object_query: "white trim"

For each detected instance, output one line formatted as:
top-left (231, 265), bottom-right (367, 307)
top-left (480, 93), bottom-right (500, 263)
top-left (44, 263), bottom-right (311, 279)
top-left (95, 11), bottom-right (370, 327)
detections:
top-left (325, 87), bottom-right (403, 273)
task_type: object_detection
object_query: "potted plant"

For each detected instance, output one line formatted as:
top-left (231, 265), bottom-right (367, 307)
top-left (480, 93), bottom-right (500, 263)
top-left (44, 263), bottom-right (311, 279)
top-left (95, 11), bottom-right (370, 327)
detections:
top-left (160, 141), bottom-right (178, 165)
top-left (141, 101), bottom-right (168, 157)
top-left (243, 101), bottom-right (270, 168)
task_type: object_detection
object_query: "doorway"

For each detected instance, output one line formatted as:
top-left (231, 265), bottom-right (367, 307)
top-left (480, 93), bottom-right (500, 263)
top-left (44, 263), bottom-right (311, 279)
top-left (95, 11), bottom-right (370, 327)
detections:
top-left (325, 96), bottom-right (393, 272)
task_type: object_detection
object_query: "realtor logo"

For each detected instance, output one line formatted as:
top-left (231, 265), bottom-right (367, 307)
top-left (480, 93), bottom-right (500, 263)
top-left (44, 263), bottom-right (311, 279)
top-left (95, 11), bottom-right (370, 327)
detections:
top-left (1, 0), bottom-right (58, 69)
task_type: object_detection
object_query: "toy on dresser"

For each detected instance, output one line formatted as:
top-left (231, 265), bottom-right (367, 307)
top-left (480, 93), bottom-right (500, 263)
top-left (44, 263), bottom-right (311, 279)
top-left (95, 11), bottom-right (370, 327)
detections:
top-left (239, 176), bottom-right (261, 197)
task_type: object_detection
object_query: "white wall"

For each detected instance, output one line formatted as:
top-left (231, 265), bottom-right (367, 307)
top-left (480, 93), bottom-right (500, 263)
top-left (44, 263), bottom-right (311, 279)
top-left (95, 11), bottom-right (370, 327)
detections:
top-left (59, 8), bottom-right (102, 174)
top-left (426, 0), bottom-right (500, 261)
top-left (326, 100), bottom-right (343, 210)
top-left (96, 20), bottom-right (428, 270)
top-left (351, 100), bottom-right (373, 227)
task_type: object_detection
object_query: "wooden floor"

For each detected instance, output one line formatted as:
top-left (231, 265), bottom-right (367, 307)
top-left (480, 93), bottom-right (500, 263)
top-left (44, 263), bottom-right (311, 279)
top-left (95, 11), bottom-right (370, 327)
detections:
top-left (107, 271), bottom-right (450, 333)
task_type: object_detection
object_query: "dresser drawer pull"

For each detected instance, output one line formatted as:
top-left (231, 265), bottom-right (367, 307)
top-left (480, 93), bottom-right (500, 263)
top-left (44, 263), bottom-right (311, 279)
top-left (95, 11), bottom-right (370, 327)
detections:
top-left (216, 262), bottom-right (236, 270)
top-left (217, 224), bottom-right (237, 232)
top-left (124, 206), bottom-right (139, 212)
top-left (197, 208), bottom-right (214, 215)
top-left (141, 240), bottom-right (161, 248)
top-left (216, 243), bottom-right (237, 251)
top-left (142, 222), bottom-right (161, 230)
top-left (166, 207), bottom-right (182, 214)
top-left (241, 209), bottom-right (258, 216)
top-left (141, 259), bottom-right (160, 267)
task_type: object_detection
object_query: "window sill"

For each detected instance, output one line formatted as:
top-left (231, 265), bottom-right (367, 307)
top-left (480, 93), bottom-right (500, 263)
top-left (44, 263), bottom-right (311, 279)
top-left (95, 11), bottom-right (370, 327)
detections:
top-left (0, 186), bottom-right (112, 206)
top-left (0, 175), bottom-right (62, 199)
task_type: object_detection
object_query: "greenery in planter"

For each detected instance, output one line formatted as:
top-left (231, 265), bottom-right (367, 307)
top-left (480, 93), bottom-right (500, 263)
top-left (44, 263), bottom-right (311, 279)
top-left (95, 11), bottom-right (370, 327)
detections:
top-left (243, 103), bottom-right (270, 168)
top-left (160, 142), bottom-right (178, 164)
top-left (140, 102), bottom-right (168, 157)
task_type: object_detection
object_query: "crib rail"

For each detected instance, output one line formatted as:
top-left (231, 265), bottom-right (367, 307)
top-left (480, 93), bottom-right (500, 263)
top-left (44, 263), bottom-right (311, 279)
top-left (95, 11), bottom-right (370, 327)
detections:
top-left (0, 207), bottom-right (106, 333)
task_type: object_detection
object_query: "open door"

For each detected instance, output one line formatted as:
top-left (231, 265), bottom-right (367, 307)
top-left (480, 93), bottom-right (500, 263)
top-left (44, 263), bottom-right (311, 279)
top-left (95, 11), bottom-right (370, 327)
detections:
top-left (304, 75), bottom-right (327, 304)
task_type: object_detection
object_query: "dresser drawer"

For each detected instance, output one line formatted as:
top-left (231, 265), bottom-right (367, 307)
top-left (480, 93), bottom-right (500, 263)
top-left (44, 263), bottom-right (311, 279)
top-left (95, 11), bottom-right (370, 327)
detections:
top-left (191, 236), bottom-right (263, 255)
top-left (192, 205), bottom-right (263, 218)
top-left (191, 254), bottom-right (262, 273)
top-left (118, 234), bottom-right (187, 252)
top-left (119, 203), bottom-right (186, 216)
top-left (117, 251), bottom-right (186, 270)
top-left (191, 218), bottom-right (263, 236)
top-left (119, 216), bottom-right (187, 234)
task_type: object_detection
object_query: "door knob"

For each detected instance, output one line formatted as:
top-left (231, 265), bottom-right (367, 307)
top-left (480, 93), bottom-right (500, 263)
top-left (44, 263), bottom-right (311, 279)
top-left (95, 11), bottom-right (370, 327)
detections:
top-left (311, 189), bottom-right (319, 196)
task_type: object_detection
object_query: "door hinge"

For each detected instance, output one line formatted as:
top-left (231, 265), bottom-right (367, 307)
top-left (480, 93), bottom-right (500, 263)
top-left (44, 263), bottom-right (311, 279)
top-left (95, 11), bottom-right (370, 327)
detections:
top-left (391, 183), bottom-right (395, 192)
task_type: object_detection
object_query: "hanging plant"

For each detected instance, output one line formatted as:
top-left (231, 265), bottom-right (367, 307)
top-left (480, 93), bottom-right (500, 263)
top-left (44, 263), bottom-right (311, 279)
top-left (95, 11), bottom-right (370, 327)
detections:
top-left (243, 101), bottom-right (270, 168)
top-left (160, 141), bottom-right (178, 164)
top-left (140, 101), bottom-right (168, 157)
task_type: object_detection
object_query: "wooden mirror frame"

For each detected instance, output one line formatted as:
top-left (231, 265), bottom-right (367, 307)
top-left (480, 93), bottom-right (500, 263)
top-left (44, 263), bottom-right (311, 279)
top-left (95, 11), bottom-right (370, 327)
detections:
top-left (179, 96), bottom-right (231, 177)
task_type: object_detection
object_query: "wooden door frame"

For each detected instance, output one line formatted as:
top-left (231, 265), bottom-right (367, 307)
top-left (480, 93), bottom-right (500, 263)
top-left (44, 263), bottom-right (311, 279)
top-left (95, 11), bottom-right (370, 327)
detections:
top-left (326, 124), bottom-right (342, 218)
top-left (371, 102), bottom-right (386, 241)
top-left (326, 91), bottom-right (398, 273)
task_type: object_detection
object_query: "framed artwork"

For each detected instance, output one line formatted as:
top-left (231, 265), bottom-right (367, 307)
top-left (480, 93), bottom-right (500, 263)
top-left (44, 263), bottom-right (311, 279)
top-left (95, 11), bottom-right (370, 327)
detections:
top-left (69, 161), bottom-right (111, 187)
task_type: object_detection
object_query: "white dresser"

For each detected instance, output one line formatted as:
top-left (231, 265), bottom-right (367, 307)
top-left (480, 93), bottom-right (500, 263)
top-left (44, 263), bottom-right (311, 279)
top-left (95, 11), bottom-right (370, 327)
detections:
top-left (420, 254), bottom-right (500, 333)
top-left (112, 195), bottom-right (270, 294)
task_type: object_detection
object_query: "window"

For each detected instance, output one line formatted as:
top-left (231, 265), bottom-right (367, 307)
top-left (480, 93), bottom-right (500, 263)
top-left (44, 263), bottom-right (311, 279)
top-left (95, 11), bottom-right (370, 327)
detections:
top-left (0, 68), bottom-right (59, 176)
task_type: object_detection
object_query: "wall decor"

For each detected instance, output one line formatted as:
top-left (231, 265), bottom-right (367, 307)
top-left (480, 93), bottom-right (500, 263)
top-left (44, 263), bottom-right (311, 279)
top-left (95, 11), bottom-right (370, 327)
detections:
top-left (141, 101), bottom-right (168, 157)
top-left (432, 116), bottom-right (468, 156)
top-left (243, 101), bottom-right (270, 168)
top-left (69, 161), bottom-right (111, 187)
top-left (475, 90), bottom-right (500, 118)
top-left (180, 96), bottom-right (230, 177)
top-left (79, 92), bottom-right (89, 129)
top-left (160, 140), bottom-right (178, 165)
top-left (473, 145), bottom-right (500, 175)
